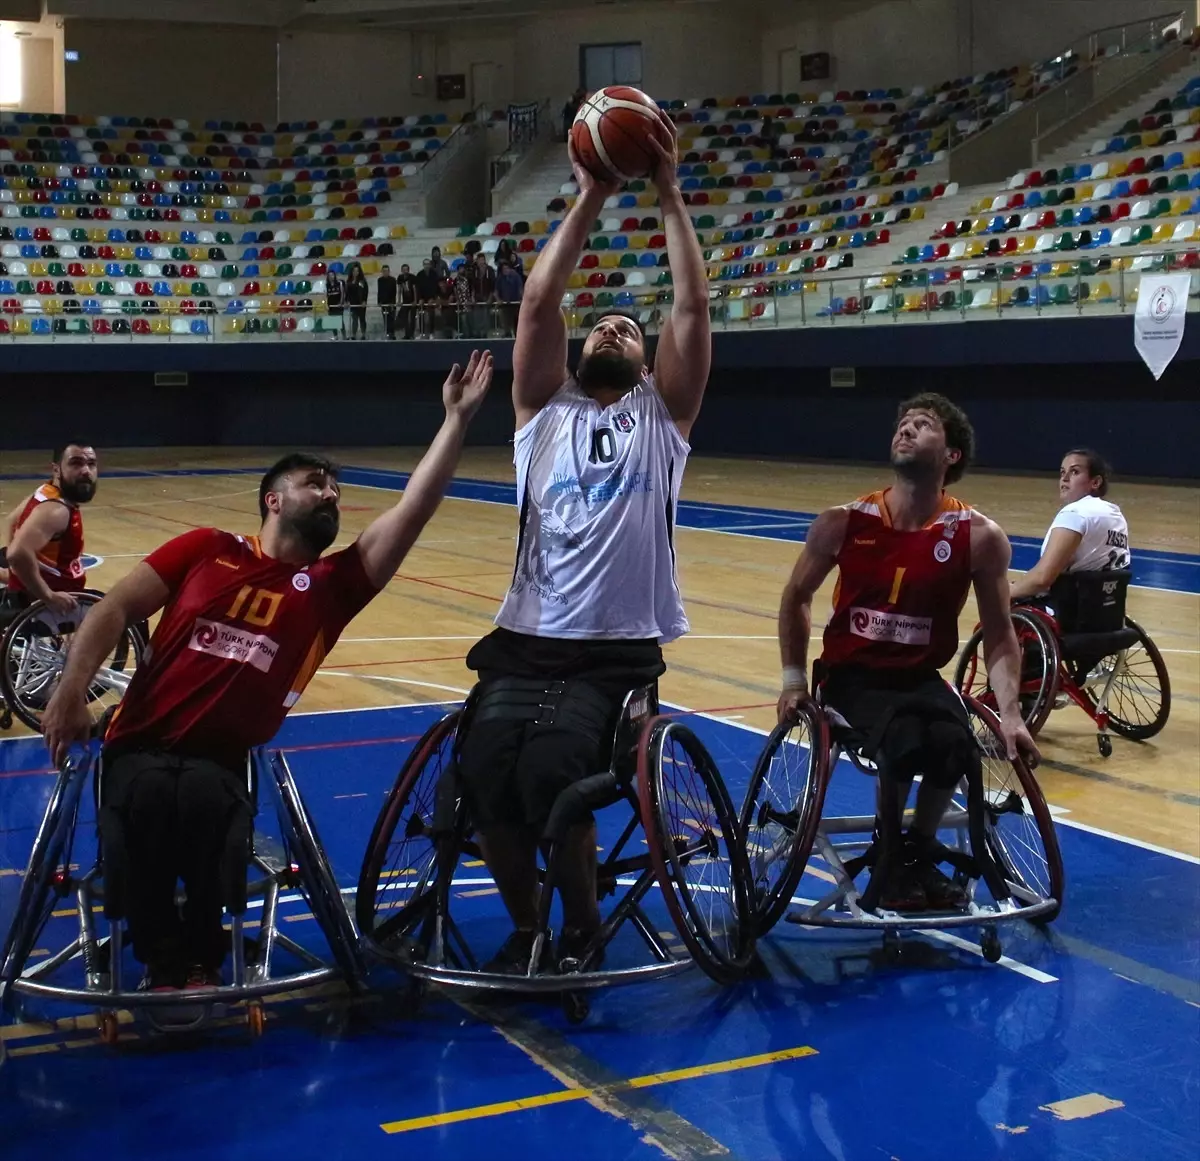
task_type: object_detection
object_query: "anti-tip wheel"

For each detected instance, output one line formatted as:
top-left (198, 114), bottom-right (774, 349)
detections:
top-left (98, 1011), bottom-right (120, 1045)
top-left (981, 929), bottom-right (1003, 964)
top-left (1097, 734), bottom-right (1113, 758)
top-left (247, 1002), bottom-right (266, 1037)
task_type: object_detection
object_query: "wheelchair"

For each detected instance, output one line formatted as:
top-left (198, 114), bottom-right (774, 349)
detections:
top-left (355, 681), bottom-right (756, 1024)
top-left (0, 589), bottom-right (148, 733)
top-left (955, 570), bottom-right (1170, 757)
top-left (0, 743), bottom-right (364, 1043)
top-left (740, 674), bottom-right (1063, 964)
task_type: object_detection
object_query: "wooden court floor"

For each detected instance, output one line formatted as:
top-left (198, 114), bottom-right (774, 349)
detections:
top-left (2, 445), bottom-right (1197, 856)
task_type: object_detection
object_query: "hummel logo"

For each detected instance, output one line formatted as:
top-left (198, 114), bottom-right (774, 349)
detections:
top-left (215, 558), bottom-right (239, 570)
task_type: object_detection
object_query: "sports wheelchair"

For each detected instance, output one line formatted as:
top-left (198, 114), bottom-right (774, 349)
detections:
top-left (740, 675), bottom-right (1063, 964)
top-left (355, 681), bottom-right (756, 1024)
top-left (0, 744), bottom-right (364, 1043)
top-left (955, 570), bottom-right (1170, 757)
top-left (0, 589), bottom-right (147, 733)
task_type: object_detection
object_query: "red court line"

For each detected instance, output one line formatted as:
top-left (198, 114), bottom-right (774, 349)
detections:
top-left (110, 505), bottom-right (208, 531)
top-left (393, 574), bottom-right (502, 602)
top-left (279, 733), bottom-right (423, 754)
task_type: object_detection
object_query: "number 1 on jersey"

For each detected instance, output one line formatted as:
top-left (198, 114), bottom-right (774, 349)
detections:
top-left (888, 566), bottom-right (906, 605)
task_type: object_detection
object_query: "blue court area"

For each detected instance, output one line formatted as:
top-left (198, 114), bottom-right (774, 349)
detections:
top-left (2, 703), bottom-right (1197, 1161)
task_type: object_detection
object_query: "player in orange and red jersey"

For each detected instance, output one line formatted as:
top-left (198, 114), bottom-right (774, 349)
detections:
top-left (775, 393), bottom-right (1038, 910)
top-left (3, 444), bottom-right (98, 618)
top-left (41, 352), bottom-right (493, 990)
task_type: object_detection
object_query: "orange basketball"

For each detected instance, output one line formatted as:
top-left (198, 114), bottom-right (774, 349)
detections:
top-left (570, 86), bottom-right (673, 183)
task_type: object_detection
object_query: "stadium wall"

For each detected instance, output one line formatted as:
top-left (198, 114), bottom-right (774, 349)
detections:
top-left (1, 319), bottom-right (1195, 480)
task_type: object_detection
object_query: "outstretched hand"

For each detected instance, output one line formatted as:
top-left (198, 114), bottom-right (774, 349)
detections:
top-left (443, 349), bottom-right (493, 421)
top-left (647, 117), bottom-right (679, 194)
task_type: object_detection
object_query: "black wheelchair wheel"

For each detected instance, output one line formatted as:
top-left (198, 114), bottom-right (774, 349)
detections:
top-left (638, 718), bottom-right (755, 985)
top-left (1084, 618), bottom-right (1171, 741)
top-left (1, 593), bottom-right (145, 733)
top-left (356, 710), bottom-right (461, 950)
top-left (965, 697), bottom-right (1064, 924)
top-left (0, 755), bottom-right (91, 993)
top-left (739, 704), bottom-right (830, 936)
top-left (268, 752), bottom-right (366, 988)
top-left (954, 609), bottom-right (1059, 737)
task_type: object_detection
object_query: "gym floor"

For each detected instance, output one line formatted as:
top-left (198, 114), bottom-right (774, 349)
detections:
top-left (1, 449), bottom-right (1197, 1160)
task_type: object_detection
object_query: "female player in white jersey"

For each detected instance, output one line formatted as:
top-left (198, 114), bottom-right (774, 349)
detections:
top-left (457, 115), bottom-right (712, 972)
top-left (1009, 448), bottom-right (1130, 601)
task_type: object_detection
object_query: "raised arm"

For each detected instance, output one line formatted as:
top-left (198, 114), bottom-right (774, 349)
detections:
top-left (647, 129), bottom-right (711, 441)
top-left (1008, 527), bottom-right (1081, 601)
top-left (512, 147), bottom-right (619, 429)
top-left (972, 517), bottom-right (1040, 766)
top-left (41, 562), bottom-right (172, 767)
top-left (355, 351), bottom-right (493, 588)
top-left (777, 507), bottom-right (848, 722)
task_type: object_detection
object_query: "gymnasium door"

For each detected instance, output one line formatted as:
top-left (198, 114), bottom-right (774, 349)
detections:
top-left (580, 42), bottom-right (643, 92)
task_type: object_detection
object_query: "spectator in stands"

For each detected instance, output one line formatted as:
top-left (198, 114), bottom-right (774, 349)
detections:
top-left (496, 256), bottom-right (523, 336)
top-left (469, 251), bottom-right (497, 338)
top-left (347, 266), bottom-right (369, 340)
top-left (453, 260), bottom-right (476, 338)
top-left (398, 263), bottom-right (417, 340)
top-left (415, 258), bottom-right (440, 339)
top-left (377, 263), bottom-right (398, 340)
top-left (496, 238), bottom-right (524, 281)
top-left (326, 270), bottom-right (346, 339)
top-left (430, 246), bottom-right (450, 284)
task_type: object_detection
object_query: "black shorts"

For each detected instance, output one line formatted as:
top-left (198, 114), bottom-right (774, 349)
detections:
top-left (457, 628), bottom-right (665, 831)
top-left (821, 664), bottom-right (975, 787)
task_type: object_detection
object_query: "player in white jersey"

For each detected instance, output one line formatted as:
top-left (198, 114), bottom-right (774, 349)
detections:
top-left (457, 113), bottom-right (712, 972)
top-left (1010, 448), bottom-right (1130, 601)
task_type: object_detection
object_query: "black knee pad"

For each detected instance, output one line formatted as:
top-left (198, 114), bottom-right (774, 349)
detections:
top-left (923, 720), bottom-right (979, 789)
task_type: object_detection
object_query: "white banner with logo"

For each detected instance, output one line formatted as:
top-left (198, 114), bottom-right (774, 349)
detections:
top-left (1133, 272), bottom-right (1192, 380)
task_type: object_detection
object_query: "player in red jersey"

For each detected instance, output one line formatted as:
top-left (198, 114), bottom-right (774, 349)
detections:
top-left (41, 352), bottom-right (493, 989)
top-left (3, 443), bottom-right (98, 619)
top-left (776, 393), bottom-right (1038, 910)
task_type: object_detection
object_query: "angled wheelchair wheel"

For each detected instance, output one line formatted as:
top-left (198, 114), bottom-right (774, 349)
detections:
top-left (739, 704), bottom-right (830, 935)
top-left (955, 609), bottom-right (1058, 737)
top-left (269, 753), bottom-right (365, 988)
top-left (356, 710), bottom-right (461, 950)
top-left (1, 755), bottom-right (91, 992)
top-left (638, 718), bottom-right (755, 984)
top-left (1082, 618), bottom-right (1171, 741)
top-left (965, 697), bottom-right (1064, 923)
top-left (1, 593), bottom-right (146, 733)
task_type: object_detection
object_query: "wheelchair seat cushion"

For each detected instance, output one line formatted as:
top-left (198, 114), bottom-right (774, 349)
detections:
top-left (1060, 626), bottom-right (1141, 664)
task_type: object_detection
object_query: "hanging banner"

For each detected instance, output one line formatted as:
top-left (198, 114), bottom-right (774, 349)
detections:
top-left (1133, 272), bottom-right (1192, 379)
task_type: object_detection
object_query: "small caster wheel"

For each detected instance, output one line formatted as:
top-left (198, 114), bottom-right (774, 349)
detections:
top-left (98, 1010), bottom-right (120, 1045)
top-left (881, 928), bottom-right (902, 962)
top-left (247, 1002), bottom-right (265, 1038)
top-left (562, 991), bottom-right (590, 1025)
top-left (1097, 734), bottom-right (1112, 758)
top-left (0, 707), bottom-right (12, 731)
top-left (981, 930), bottom-right (1002, 963)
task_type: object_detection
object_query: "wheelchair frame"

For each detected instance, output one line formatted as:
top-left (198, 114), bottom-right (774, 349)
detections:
top-left (355, 684), bottom-right (755, 1021)
top-left (955, 600), bottom-right (1171, 757)
top-left (741, 691), bottom-right (1063, 964)
top-left (0, 589), bottom-right (147, 733)
top-left (0, 747), bottom-right (365, 1043)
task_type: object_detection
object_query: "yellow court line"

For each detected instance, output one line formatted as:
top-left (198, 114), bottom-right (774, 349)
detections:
top-left (380, 1044), bottom-right (818, 1134)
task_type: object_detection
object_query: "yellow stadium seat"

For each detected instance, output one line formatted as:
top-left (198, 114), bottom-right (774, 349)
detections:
top-left (13, 318), bottom-right (31, 335)
top-left (151, 317), bottom-right (170, 335)
top-left (390, 225), bottom-right (408, 239)
top-left (628, 234), bottom-right (647, 250)
top-left (44, 298), bottom-right (62, 315)
top-left (636, 193), bottom-right (655, 208)
top-left (77, 280), bottom-right (96, 295)
top-left (88, 228), bottom-right (107, 243)
top-left (224, 317), bottom-right (245, 334)
top-left (1017, 235), bottom-right (1037, 254)
top-left (1171, 196), bottom-right (1191, 215)
top-left (599, 253), bottom-right (620, 269)
top-left (29, 261), bottom-right (47, 277)
top-left (1151, 223), bottom-right (1172, 244)
top-left (359, 259), bottom-right (379, 275)
top-left (445, 240), bottom-right (464, 255)
top-left (964, 240), bottom-right (985, 258)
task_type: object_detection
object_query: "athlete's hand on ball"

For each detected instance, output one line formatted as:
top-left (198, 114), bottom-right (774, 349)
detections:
top-left (41, 687), bottom-right (93, 771)
top-left (568, 137), bottom-right (621, 199)
top-left (647, 126), bottom-right (679, 193)
top-left (999, 715), bottom-right (1040, 769)
top-left (443, 349), bottom-right (493, 421)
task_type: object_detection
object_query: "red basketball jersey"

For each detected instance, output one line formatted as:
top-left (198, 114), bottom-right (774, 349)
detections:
top-left (821, 490), bottom-right (974, 671)
top-left (104, 528), bottom-right (380, 768)
top-left (7, 483), bottom-right (86, 594)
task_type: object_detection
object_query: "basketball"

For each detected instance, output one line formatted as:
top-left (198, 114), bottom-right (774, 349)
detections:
top-left (570, 85), bottom-right (673, 183)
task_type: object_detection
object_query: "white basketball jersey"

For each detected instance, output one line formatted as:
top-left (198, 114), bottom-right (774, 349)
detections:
top-left (494, 375), bottom-right (691, 641)
top-left (1042, 495), bottom-right (1131, 573)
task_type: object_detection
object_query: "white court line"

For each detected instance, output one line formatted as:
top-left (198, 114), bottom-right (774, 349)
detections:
top-left (319, 671), bottom-right (472, 697)
top-left (659, 698), bottom-right (1200, 866)
top-left (336, 634), bottom-right (780, 644)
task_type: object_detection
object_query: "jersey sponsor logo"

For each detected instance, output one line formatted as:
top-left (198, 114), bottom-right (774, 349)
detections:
top-left (933, 539), bottom-right (952, 563)
top-left (853, 538), bottom-right (876, 546)
top-left (942, 512), bottom-right (960, 539)
top-left (188, 617), bottom-right (279, 673)
top-left (292, 572), bottom-right (311, 591)
top-left (613, 410), bottom-right (636, 433)
top-left (215, 558), bottom-right (239, 570)
top-left (849, 606), bottom-right (933, 646)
